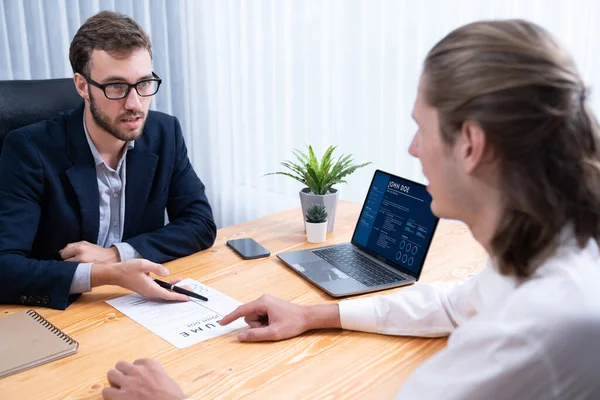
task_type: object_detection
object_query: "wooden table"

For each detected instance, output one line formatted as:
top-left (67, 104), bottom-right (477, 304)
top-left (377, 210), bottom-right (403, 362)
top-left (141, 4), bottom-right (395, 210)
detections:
top-left (0, 201), bottom-right (487, 399)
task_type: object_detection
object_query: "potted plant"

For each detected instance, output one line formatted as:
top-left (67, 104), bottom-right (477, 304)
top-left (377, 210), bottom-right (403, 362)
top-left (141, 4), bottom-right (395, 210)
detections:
top-left (266, 145), bottom-right (371, 232)
top-left (305, 204), bottom-right (328, 243)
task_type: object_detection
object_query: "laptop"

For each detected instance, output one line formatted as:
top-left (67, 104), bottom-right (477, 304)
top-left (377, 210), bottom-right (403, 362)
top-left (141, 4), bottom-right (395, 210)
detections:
top-left (277, 169), bottom-right (440, 297)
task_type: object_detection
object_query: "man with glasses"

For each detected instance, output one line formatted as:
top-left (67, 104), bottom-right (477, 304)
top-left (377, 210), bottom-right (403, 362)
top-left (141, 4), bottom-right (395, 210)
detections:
top-left (0, 11), bottom-right (217, 310)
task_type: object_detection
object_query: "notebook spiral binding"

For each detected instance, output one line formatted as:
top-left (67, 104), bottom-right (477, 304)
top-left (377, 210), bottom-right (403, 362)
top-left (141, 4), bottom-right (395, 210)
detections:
top-left (25, 310), bottom-right (78, 347)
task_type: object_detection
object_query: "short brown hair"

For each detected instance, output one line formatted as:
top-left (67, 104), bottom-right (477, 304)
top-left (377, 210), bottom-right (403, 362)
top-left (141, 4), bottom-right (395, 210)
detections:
top-left (69, 10), bottom-right (152, 76)
top-left (424, 20), bottom-right (600, 278)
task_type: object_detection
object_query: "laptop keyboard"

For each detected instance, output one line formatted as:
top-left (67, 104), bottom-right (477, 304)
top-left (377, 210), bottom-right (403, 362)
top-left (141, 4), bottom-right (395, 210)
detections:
top-left (313, 245), bottom-right (405, 287)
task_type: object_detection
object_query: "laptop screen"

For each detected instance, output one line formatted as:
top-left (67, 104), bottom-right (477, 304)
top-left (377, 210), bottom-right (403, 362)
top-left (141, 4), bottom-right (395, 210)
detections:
top-left (351, 170), bottom-right (439, 278)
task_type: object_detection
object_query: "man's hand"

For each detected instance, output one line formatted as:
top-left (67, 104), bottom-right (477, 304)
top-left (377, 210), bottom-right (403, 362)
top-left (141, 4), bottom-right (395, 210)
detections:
top-left (219, 294), bottom-right (341, 342)
top-left (91, 259), bottom-right (190, 302)
top-left (102, 358), bottom-right (185, 400)
top-left (60, 241), bottom-right (120, 263)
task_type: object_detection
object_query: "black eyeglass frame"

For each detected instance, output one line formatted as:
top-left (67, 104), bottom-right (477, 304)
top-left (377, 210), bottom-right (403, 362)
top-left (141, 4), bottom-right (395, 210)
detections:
top-left (83, 72), bottom-right (162, 100)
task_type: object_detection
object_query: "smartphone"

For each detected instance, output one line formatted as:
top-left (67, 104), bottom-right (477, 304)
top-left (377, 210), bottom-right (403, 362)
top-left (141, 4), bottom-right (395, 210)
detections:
top-left (226, 238), bottom-right (270, 260)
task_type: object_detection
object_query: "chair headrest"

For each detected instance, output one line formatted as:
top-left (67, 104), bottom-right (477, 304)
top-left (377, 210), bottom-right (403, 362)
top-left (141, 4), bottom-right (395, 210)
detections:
top-left (0, 78), bottom-right (83, 155)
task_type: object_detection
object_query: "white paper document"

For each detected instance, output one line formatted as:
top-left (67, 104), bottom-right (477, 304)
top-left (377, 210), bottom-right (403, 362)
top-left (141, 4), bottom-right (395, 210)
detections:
top-left (106, 278), bottom-right (247, 349)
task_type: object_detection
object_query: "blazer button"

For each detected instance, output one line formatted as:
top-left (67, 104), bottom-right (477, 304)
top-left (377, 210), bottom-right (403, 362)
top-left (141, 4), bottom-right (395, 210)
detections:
top-left (34, 296), bottom-right (42, 305)
top-left (42, 296), bottom-right (50, 305)
top-left (19, 295), bottom-right (27, 304)
top-left (27, 296), bottom-right (36, 304)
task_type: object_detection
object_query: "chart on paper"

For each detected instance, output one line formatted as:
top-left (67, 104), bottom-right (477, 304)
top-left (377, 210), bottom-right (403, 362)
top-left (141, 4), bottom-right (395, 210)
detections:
top-left (106, 278), bottom-right (247, 349)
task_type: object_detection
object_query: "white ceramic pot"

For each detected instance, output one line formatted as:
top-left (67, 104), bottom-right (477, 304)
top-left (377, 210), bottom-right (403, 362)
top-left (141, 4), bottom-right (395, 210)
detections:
top-left (305, 221), bottom-right (328, 243)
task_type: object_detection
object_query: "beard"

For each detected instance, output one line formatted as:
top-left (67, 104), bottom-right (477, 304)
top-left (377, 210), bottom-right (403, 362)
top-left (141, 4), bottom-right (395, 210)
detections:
top-left (88, 89), bottom-right (147, 141)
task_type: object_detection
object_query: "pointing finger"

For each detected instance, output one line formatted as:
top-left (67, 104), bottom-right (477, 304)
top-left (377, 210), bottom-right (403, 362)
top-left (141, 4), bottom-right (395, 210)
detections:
top-left (219, 302), bottom-right (258, 326)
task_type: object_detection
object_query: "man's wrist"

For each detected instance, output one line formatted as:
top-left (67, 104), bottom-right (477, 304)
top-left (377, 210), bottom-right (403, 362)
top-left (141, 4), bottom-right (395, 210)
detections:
top-left (90, 263), bottom-right (118, 288)
top-left (108, 246), bottom-right (121, 262)
top-left (305, 304), bottom-right (341, 331)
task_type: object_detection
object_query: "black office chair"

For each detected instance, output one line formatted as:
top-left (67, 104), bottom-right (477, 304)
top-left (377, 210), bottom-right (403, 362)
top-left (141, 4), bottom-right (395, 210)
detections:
top-left (0, 78), bottom-right (83, 156)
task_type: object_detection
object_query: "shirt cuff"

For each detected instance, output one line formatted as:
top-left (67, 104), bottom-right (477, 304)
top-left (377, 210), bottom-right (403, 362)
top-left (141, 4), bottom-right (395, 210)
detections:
top-left (69, 263), bottom-right (92, 294)
top-left (112, 242), bottom-right (142, 261)
top-left (338, 296), bottom-right (378, 333)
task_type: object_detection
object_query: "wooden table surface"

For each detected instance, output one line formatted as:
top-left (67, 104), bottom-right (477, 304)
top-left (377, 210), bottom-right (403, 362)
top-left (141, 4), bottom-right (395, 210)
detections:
top-left (0, 201), bottom-right (487, 400)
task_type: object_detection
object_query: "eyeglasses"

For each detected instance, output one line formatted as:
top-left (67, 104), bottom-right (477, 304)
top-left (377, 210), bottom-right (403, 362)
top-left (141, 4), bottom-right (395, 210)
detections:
top-left (83, 72), bottom-right (162, 100)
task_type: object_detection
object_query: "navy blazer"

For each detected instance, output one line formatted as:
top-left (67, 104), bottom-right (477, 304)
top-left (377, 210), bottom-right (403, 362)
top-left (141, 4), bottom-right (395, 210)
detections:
top-left (0, 104), bottom-right (217, 310)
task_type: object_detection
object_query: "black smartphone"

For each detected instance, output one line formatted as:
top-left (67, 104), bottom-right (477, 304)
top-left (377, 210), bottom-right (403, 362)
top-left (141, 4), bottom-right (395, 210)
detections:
top-left (226, 238), bottom-right (270, 260)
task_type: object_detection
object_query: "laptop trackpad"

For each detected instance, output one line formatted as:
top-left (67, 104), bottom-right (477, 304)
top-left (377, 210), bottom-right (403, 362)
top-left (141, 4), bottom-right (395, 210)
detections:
top-left (293, 260), bottom-right (351, 283)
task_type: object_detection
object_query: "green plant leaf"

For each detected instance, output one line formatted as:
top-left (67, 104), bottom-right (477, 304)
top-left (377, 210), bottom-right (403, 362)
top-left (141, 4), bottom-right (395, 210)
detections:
top-left (292, 149), bottom-right (309, 165)
top-left (306, 164), bottom-right (324, 194)
top-left (305, 203), bottom-right (328, 223)
top-left (307, 146), bottom-right (320, 177)
top-left (263, 171), bottom-right (306, 185)
top-left (319, 146), bottom-right (336, 175)
top-left (280, 161), bottom-right (307, 180)
top-left (265, 145), bottom-right (372, 194)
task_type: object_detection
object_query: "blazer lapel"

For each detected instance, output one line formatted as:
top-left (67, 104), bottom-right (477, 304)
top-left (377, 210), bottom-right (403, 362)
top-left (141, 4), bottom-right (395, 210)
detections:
top-left (123, 140), bottom-right (158, 239)
top-left (64, 104), bottom-right (100, 244)
top-left (65, 164), bottom-right (99, 243)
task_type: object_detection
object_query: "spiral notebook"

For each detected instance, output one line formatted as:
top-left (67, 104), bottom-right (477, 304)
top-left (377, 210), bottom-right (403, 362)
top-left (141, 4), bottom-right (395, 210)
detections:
top-left (0, 310), bottom-right (79, 379)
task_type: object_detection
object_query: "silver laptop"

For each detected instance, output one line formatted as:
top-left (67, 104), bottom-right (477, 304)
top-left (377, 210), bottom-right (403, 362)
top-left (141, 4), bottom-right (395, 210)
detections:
top-left (277, 169), bottom-right (439, 297)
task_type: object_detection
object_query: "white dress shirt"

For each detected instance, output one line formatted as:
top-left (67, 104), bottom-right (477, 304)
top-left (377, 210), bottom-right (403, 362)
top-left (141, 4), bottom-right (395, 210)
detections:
top-left (68, 118), bottom-right (142, 294)
top-left (339, 231), bottom-right (600, 400)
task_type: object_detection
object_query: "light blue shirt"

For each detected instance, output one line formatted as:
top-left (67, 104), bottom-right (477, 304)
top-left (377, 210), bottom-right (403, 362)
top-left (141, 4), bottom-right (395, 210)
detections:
top-left (69, 118), bottom-right (142, 294)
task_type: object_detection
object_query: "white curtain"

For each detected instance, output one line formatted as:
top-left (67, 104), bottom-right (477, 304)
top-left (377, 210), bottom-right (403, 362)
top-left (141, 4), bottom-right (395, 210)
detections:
top-left (2, 0), bottom-right (600, 228)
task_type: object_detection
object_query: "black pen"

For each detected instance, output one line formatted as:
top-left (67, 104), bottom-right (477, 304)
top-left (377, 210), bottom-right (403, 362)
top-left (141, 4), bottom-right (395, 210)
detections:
top-left (154, 279), bottom-right (208, 301)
